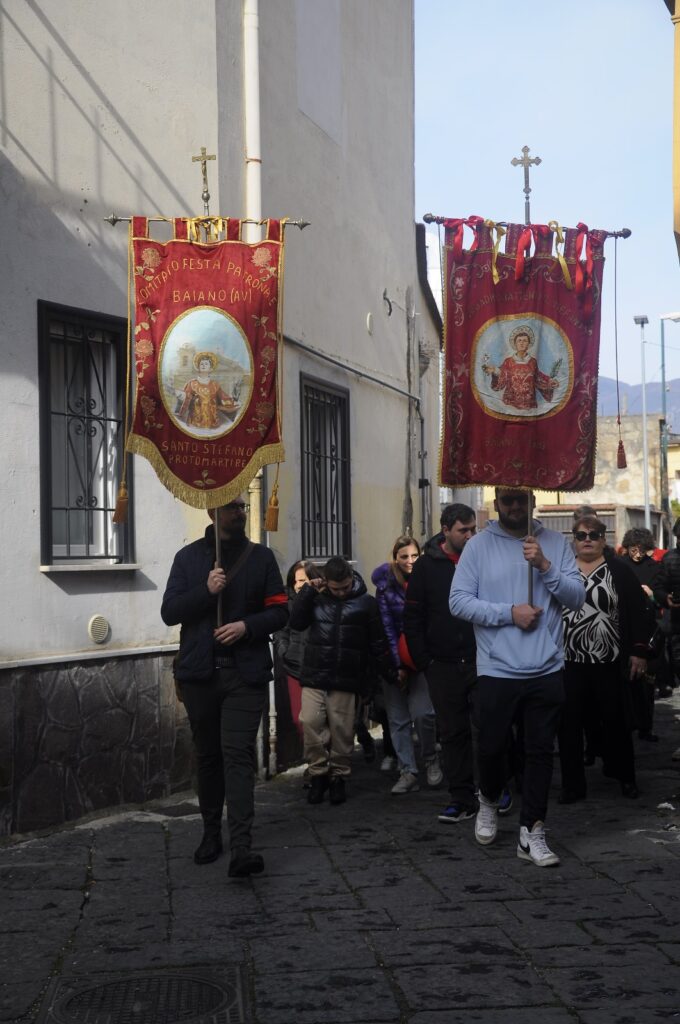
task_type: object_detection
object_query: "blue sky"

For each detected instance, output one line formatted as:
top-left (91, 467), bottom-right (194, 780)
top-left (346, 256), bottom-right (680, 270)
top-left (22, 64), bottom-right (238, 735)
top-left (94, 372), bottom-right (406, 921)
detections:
top-left (415, 0), bottom-right (680, 386)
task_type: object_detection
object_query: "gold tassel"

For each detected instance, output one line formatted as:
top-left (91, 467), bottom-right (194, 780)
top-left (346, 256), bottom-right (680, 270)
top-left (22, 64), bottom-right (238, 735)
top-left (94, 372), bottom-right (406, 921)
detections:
top-left (616, 440), bottom-right (627, 469)
top-left (112, 482), bottom-right (129, 524)
top-left (264, 468), bottom-right (280, 531)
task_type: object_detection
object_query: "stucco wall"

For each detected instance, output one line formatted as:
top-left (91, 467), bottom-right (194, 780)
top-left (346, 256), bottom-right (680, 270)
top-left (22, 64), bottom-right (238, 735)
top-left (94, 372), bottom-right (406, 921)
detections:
top-left (0, 0), bottom-right (439, 664)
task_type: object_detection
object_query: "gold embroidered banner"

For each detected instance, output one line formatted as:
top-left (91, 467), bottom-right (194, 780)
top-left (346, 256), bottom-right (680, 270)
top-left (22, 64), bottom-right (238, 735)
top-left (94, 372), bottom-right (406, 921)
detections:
top-left (126, 216), bottom-right (285, 508)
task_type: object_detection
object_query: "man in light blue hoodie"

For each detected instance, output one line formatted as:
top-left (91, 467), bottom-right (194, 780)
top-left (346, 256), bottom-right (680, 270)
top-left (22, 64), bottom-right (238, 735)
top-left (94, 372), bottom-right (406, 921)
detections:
top-left (450, 488), bottom-right (584, 867)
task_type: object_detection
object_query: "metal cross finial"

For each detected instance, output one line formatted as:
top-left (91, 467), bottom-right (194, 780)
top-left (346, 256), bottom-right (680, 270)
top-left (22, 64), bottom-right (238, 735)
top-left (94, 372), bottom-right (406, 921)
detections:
top-left (511, 145), bottom-right (542, 225)
top-left (192, 146), bottom-right (216, 215)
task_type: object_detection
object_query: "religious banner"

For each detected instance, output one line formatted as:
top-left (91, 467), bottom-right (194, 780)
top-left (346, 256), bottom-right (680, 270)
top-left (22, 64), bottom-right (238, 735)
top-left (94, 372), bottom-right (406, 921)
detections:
top-left (440, 218), bottom-right (606, 492)
top-left (126, 216), bottom-right (285, 508)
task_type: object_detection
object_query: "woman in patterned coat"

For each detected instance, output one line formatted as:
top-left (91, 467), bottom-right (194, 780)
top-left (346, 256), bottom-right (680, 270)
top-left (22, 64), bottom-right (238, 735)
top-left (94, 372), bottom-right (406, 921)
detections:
top-left (558, 515), bottom-right (649, 803)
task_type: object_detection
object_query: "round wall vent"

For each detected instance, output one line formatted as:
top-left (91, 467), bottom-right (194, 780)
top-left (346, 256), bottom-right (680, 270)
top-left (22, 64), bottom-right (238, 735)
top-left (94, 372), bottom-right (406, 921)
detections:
top-left (88, 614), bottom-right (110, 645)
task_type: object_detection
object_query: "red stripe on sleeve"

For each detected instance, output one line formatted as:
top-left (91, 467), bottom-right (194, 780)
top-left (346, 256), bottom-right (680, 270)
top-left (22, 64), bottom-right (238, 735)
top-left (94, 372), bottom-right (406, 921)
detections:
top-left (264, 593), bottom-right (288, 607)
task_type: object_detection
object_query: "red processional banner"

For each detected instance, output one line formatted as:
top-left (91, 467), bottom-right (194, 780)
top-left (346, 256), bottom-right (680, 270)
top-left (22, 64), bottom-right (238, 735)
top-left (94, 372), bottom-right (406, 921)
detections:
top-left (440, 218), bottom-right (606, 492)
top-left (126, 216), bottom-right (285, 508)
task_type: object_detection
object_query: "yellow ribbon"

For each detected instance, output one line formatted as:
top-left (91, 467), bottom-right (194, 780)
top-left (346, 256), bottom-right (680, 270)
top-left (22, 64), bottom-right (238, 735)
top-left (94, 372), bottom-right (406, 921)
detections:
top-left (485, 219), bottom-right (506, 285)
top-left (548, 220), bottom-right (573, 290)
top-left (186, 217), bottom-right (226, 243)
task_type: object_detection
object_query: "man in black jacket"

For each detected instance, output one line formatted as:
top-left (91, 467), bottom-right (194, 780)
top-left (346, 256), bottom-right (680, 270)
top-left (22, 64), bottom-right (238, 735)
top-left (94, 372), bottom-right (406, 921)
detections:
top-left (161, 498), bottom-right (288, 877)
top-left (289, 556), bottom-right (392, 806)
top-left (403, 503), bottom-right (479, 823)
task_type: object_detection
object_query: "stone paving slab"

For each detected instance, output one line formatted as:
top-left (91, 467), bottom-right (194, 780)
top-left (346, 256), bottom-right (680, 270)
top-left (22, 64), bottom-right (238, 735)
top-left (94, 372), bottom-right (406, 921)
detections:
top-left (392, 961), bottom-right (556, 1011)
top-left (408, 1012), bottom-right (575, 1024)
top-left (367, 924), bottom-right (523, 966)
top-left (582, 917), bottom-right (680, 944)
top-left (528, 941), bottom-right (673, 968)
top-left (253, 967), bottom-right (400, 1023)
top-left (578, 1011), bottom-right (680, 1023)
top-left (247, 929), bottom-right (376, 972)
top-left (542, 963), bottom-right (680, 1008)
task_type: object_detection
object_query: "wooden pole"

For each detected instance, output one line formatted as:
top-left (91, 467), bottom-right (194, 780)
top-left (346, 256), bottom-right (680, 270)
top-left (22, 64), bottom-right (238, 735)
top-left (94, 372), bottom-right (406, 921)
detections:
top-left (214, 506), bottom-right (223, 627)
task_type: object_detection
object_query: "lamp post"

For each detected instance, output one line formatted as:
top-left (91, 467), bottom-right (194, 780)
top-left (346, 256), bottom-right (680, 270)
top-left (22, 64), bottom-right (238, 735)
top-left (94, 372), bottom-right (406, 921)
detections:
top-left (660, 312), bottom-right (680, 539)
top-left (634, 315), bottom-right (651, 530)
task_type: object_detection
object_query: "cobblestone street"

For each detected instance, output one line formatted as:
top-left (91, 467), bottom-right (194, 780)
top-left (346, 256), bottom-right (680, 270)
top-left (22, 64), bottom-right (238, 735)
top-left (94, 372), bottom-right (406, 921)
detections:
top-left (3, 697), bottom-right (680, 1024)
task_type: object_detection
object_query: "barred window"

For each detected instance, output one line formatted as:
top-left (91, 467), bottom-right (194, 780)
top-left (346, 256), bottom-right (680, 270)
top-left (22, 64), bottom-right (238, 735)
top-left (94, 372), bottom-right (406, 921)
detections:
top-left (38, 302), bottom-right (133, 562)
top-left (300, 375), bottom-right (351, 559)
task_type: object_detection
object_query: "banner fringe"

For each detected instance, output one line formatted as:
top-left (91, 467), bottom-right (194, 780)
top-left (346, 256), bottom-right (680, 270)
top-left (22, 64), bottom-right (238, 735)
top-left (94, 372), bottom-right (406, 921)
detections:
top-left (126, 433), bottom-right (285, 509)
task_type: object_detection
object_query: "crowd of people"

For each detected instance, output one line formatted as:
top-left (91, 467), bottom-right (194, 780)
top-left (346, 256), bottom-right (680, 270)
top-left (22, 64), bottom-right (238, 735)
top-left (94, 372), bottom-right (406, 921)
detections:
top-left (162, 493), bottom-right (680, 878)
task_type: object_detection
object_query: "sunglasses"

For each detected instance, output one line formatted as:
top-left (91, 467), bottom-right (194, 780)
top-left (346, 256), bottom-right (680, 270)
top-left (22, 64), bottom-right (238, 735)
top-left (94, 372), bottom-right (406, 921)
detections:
top-left (225, 502), bottom-right (250, 512)
top-left (574, 530), bottom-right (604, 542)
top-left (497, 495), bottom-right (529, 507)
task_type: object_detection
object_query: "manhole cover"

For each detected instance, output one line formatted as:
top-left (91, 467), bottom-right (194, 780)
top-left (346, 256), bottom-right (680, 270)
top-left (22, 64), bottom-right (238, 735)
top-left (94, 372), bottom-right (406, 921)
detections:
top-left (36, 968), bottom-right (245, 1024)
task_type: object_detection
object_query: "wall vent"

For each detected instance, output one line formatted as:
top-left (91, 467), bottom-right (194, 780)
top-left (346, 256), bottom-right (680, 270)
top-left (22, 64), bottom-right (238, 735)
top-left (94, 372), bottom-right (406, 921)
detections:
top-left (88, 615), bottom-right (110, 645)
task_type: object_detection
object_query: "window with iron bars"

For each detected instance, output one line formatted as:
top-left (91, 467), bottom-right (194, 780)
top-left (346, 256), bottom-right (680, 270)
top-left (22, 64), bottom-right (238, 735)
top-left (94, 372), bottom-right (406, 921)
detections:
top-left (300, 375), bottom-right (351, 559)
top-left (38, 301), bottom-right (133, 562)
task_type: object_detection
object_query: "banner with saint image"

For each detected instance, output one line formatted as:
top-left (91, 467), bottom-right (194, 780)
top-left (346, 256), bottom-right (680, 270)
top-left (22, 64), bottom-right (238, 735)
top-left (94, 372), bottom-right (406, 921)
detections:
top-left (440, 218), bottom-right (606, 492)
top-left (126, 216), bottom-right (285, 508)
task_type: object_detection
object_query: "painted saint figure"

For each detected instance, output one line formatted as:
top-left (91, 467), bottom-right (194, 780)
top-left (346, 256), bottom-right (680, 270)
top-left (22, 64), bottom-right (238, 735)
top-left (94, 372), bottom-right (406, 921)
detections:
top-left (482, 326), bottom-right (558, 411)
top-left (176, 351), bottom-right (239, 430)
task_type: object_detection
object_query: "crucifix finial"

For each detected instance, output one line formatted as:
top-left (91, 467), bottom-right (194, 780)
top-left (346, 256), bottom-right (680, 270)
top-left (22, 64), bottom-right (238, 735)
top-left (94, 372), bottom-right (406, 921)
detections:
top-left (191, 146), bottom-right (216, 215)
top-left (511, 145), bottom-right (541, 225)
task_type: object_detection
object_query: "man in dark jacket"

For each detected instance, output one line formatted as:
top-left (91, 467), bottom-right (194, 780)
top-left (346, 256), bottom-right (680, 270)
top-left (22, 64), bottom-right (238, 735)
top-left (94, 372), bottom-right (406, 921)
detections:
top-left (161, 498), bottom-right (287, 877)
top-left (289, 556), bottom-right (392, 806)
top-left (403, 503), bottom-right (479, 823)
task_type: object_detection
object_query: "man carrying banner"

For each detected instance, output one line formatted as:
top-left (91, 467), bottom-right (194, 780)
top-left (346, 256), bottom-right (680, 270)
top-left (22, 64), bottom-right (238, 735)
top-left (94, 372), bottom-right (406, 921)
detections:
top-left (449, 488), bottom-right (583, 867)
top-left (161, 498), bottom-right (288, 878)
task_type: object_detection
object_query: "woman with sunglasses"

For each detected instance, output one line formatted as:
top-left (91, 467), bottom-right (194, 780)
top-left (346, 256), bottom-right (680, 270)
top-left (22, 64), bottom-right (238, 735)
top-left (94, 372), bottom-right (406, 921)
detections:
top-left (559, 515), bottom-right (649, 802)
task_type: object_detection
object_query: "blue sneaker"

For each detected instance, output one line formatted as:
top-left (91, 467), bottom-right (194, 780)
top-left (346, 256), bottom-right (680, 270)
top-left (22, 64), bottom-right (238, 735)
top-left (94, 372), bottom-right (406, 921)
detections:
top-left (498, 788), bottom-right (513, 816)
top-left (438, 804), bottom-right (476, 823)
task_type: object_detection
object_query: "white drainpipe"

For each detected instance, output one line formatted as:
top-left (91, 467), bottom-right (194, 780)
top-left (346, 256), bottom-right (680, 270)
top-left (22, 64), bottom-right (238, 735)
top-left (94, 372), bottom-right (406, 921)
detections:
top-left (243, 0), bottom-right (276, 779)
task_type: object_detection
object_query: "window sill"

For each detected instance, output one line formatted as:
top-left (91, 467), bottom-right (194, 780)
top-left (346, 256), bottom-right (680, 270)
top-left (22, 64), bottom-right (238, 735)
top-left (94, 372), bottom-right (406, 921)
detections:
top-left (40, 563), bottom-right (141, 573)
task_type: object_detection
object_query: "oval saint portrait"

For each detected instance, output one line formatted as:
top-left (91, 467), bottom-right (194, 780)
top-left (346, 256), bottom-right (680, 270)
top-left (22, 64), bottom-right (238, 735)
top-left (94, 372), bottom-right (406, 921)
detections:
top-left (471, 315), bottom-right (573, 421)
top-left (159, 308), bottom-right (254, 438)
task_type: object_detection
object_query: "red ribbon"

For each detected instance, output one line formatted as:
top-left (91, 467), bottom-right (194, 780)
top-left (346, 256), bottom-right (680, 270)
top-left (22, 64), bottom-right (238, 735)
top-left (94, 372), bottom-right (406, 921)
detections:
top-left (514, 223), bottom-right (551, 280)
top-left (444, 216), bottom-right (484, 260)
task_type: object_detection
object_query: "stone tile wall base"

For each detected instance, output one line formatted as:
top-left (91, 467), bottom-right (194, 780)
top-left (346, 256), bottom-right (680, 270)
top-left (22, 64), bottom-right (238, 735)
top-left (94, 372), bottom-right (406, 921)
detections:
top-left (0, 654), bottom-right (193, 836)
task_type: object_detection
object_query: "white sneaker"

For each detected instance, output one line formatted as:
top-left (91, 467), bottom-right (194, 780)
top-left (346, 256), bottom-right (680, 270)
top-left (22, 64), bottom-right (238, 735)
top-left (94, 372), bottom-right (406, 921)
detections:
top-left (474, 793), bottom-right (498, 845)
top-left (425, 755), bottom-right (443, 787)
top-left (380, 756), bottom-right (397, 772)
top-left (391, 770), bottom-right (420, 795)
top-left (517, 821), bottom-right (560, 867)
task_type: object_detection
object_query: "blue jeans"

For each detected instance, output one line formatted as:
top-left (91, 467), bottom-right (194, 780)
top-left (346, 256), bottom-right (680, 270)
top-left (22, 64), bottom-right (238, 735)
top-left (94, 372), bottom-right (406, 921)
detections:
top-left (382, 671), bottom-right (437, 774)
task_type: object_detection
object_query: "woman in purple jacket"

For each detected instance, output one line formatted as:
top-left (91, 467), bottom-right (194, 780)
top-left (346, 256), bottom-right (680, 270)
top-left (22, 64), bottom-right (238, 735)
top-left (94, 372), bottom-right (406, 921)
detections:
top-left (372, 536), bottom-right (442, 794)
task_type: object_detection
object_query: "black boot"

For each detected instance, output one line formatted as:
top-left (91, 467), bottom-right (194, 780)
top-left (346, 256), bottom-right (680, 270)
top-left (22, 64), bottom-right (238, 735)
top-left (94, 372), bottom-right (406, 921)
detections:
top-left (194, 833), bottom-right (223, 865)
top-left (329, 776), bottom-right (346, 805)
top-left (307, 775), bottom-right (329, 804)
top-left (228, 848), bottom-right (265, 877)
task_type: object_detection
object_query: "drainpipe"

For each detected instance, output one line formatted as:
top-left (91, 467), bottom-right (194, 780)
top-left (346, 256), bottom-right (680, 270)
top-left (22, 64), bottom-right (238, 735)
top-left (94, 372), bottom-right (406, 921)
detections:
top-left (243, 0), bottom-right (276, 778)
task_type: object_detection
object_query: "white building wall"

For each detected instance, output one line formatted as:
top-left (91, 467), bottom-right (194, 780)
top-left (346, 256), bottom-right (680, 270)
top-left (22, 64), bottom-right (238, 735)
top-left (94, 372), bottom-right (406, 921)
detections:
top-left (0, 0), bottom-right (440, 663)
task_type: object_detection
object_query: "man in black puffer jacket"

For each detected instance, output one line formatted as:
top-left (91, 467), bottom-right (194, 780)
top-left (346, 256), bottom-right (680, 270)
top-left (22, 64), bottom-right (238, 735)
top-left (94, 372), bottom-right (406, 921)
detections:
top-left (161, 498), bottom-right (287, 878)
top-left (403, 503), bottom-right (479, 824)
top-left (289, 556), bottom-right (393, 806)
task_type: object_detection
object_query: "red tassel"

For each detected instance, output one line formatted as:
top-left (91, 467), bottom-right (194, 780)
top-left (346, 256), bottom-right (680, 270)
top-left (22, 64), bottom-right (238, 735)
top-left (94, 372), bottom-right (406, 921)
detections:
top-left (616, 440), bottom-right (627, 469)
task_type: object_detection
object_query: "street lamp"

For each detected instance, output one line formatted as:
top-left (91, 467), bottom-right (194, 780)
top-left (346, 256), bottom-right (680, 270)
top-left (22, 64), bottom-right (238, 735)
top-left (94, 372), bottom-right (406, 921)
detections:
top-left (660, 312), bottom-right (680, 536)
top-left (634, 315), bottom-right (651, 530)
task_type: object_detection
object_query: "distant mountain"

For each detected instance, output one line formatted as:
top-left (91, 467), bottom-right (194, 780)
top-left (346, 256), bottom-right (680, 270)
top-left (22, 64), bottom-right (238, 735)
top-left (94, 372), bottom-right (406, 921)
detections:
top-left (597, 376), bottom-right (680, 433)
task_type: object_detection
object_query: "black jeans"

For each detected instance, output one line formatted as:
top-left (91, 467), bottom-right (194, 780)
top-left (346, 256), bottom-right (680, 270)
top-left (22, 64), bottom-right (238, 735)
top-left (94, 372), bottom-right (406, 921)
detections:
top-left (477, 671), bottom-right (564, 828)
top-left (559, 660), bottom-right (635, 789)
top-left (181, 668), bottom-right (267, 852)
top-left (426, 659), bottom-right (477, 807)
